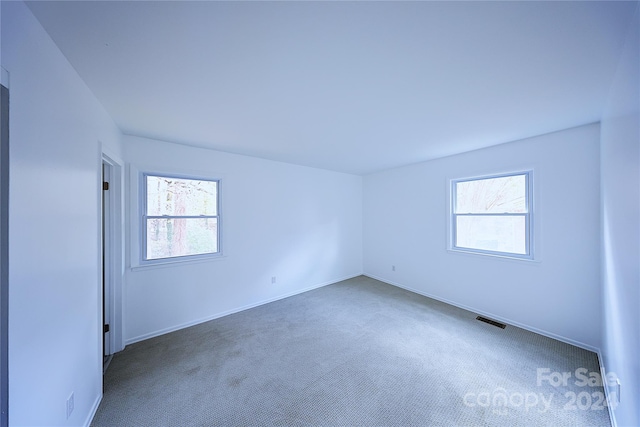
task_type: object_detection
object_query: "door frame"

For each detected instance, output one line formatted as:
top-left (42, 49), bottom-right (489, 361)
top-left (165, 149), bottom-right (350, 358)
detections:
top-left (1, 69), bottom-right (10, 427)
top-left (100, 150), bottom-right (124, 362)
top-left (102, 161), bottom-right (112, 360)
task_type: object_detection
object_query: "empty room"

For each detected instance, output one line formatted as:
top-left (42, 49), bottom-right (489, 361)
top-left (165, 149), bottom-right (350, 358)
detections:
top-left (1, 1), bottom-right (639, 426)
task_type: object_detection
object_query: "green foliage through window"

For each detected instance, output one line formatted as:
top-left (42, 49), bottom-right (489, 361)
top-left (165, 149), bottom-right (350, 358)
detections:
top-left (144, 175), bottom-right (220, 261)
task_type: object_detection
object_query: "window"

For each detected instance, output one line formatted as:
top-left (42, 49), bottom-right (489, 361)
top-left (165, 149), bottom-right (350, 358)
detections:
top-left (451, 171), bottom-right (532, 259)
top-left (142, 174), bottom-right (220, 262)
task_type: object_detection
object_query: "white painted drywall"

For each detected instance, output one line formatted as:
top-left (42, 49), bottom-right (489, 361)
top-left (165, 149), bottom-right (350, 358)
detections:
top-left (2, 2), bottom-right (122, 425)
top-left (0, 68), bottom-right (8, 90)
top-left (600, 4), bottom-right (640, 426)
top-left (363, 123), bottom-right (601, 349)
top-left (123, 135), bottom-right (363, 343)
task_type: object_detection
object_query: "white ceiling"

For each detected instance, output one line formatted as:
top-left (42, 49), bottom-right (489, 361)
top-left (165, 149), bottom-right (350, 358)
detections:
top-left (26, 1), bottom-right (638, 175)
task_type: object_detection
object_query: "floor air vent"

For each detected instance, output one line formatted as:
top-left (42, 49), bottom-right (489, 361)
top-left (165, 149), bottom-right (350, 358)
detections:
top-left (476, 316), bottom-right (506, 329)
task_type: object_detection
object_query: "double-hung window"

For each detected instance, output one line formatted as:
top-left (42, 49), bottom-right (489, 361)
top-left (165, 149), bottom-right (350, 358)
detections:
top-left (142, 174), bottom-right (220, 262)
top-left (451, 171), bottom-right (532, 259)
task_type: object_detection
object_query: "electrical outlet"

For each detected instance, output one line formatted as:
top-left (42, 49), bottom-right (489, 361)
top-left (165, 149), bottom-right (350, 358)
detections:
top-left (66, 392), bottom-right (74, 419)
top-left (271, 276), bottom-right (276, 284)
top-left (392, 265), bottom-right (396, 271)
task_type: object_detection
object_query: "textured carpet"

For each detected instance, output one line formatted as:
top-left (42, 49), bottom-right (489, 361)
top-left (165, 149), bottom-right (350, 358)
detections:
top-left (92, 276), bottom-right (611, 426)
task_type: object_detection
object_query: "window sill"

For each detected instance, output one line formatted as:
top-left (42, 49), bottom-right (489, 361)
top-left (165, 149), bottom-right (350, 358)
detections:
top-left (447, 248), bottom-right (540, 263)
top-left (130, 254), bottom-right (227, 271)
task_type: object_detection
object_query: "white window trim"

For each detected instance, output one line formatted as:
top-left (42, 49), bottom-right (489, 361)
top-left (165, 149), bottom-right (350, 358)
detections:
top-left (130, 165), bottom-right (225, 269)
top-left (449, 170), bottom-right (534, 261)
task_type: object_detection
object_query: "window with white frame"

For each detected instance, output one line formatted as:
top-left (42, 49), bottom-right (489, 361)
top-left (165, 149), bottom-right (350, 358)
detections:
top-left (451, 171), bottom-right (532, 259)
top-left (142, 174), bottom-right (220, 262)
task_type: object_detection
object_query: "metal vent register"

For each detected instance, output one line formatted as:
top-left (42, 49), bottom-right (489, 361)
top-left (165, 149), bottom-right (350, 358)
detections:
top-left (476, 316), bottom-right (506, 329)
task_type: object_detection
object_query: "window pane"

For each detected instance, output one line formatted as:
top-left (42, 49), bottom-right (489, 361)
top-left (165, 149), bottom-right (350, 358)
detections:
top-left (146, 218), bottom-right (218, 260)
top-left (456, 215), bottom-right (526, 254)
top-left (456, 174), bottom-right (526, 214)
top-left (146, 176), bottom-right (217, 216)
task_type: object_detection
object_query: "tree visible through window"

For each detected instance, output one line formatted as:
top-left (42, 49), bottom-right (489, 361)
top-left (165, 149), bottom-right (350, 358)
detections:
top-left (452, 172), bottom-right (532, 258)
top-left (144, 174), bottom-right (219, 261)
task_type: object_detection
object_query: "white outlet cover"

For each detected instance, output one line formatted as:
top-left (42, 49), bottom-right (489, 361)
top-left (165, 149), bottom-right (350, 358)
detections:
top-left (67, 393), bottom-right (74, 419)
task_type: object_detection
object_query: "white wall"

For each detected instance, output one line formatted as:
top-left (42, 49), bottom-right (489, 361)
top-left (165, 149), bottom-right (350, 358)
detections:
top-left (2, 2), bottom-right (633, 426)
top-left (2, 2), bottom-right (122, 426)
top-left (123, 135), bottom-right (362, 343)
top-left (363, 123), bottom-right (601, 349)
top-left (600, 4), bottom-right (640, 426)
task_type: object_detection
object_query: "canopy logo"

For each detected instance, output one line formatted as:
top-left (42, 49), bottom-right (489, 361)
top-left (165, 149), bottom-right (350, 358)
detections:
top-left (462, 367), bottom-right (619, 416)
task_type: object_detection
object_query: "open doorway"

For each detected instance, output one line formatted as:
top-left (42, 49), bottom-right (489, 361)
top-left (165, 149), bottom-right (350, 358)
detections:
top-left (102, 161), bottom-right (113, 369)
top-left (101, 153), bottom-right (123, 374)
top-left (1, 73), bottom-right (10, 427)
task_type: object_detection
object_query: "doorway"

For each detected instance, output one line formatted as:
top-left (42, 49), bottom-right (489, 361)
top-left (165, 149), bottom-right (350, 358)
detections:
top-left (97, 153), bottom-right (124, 372)
top-left (100, 152), bottom-right (123, 373)
top-left (102, 160), bottom-right (113, 369)
top-left (1, 75), bottom-right (10, 427)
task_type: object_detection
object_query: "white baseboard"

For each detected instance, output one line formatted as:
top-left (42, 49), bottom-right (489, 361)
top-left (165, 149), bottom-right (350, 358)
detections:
top-left (84, 393), bottom-right (102, 427)
top-left (596, 349), bottom-right (619, 427)
top-left (364, 273), bottom-right (599, 353)
top-left (125, 273), bottom-right (363, 346)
